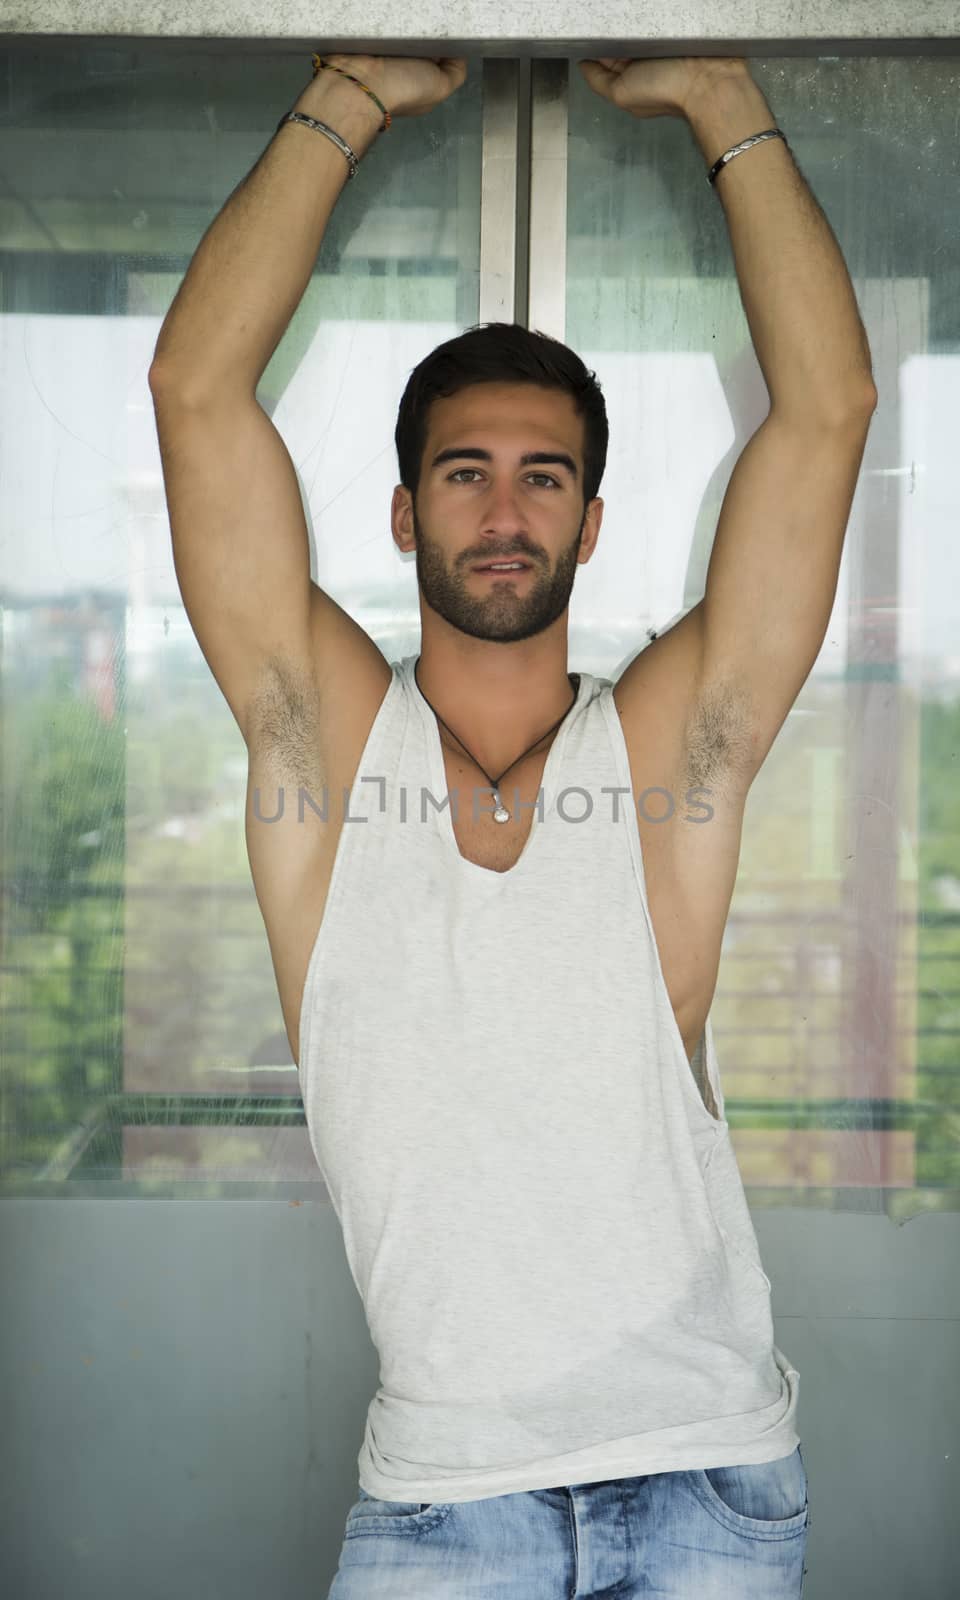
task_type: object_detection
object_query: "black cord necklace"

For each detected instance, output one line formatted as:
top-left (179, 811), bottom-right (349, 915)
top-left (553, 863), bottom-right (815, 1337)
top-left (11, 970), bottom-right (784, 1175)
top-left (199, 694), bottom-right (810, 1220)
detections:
top-left (414, 659), bottom-right (579, 823)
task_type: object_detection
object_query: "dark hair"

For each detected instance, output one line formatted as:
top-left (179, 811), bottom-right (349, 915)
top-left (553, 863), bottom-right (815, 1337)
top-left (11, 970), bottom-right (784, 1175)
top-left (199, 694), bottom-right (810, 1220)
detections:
top-left (394, 321), bottom-right (609, 517)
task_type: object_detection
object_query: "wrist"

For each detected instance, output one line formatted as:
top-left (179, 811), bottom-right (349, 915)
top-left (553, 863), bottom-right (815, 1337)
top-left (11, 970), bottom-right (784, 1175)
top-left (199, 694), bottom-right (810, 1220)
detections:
top-left (681, 65), bottom-right (776, 167)
top-left (292, 72), bottom-right (384, 157)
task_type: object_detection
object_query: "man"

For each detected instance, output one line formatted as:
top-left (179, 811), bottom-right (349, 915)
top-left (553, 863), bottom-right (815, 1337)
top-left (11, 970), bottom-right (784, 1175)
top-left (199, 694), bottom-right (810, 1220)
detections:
top-left (149, 49), bottom-right (875, 1600)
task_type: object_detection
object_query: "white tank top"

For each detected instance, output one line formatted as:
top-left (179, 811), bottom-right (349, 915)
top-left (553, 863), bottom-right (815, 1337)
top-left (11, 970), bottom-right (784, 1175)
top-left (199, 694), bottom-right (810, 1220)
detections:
top-left (298, 654), bottom-right (799, 1503)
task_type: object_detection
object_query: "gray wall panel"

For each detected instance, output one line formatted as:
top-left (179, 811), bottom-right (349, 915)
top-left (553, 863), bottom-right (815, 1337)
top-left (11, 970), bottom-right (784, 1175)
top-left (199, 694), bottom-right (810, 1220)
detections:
top-left (1, 1201), bottom-right (957, 1599)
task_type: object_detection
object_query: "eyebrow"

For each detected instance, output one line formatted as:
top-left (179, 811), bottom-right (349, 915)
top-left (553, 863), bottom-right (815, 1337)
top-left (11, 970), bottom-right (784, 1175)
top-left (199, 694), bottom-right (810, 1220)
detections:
top-left (430, 446), bottom-right (579, 482)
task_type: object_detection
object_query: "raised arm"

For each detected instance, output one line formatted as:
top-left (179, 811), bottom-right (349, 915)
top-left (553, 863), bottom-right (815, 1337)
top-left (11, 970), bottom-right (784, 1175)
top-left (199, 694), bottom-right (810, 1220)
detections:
top-left (148, 68), bottom-right (385, 745)
top-left (585, 56), bottom-right (876, 780)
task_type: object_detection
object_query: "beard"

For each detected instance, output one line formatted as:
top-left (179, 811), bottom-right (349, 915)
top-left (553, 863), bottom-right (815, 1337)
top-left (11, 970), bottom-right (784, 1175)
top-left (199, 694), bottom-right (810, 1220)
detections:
top-left (410, 501), bottom-right (587, 644)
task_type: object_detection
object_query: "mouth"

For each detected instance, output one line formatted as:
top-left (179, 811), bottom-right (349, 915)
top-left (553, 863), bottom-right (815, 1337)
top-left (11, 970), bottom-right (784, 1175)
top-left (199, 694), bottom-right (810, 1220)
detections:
top-left (471, 560), bottom-right (533, 575)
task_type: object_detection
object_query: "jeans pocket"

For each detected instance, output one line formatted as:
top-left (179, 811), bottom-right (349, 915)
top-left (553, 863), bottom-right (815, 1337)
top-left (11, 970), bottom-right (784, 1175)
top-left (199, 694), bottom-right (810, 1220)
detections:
top-left (346, 1489), bottom-right (453, 1537)
top-left (691, 1447), bottom-right (809, 1540)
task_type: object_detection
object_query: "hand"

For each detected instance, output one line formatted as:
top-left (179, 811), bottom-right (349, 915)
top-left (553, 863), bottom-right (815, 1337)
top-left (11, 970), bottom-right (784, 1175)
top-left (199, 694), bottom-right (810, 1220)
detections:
top-left (578, 55), bottom-right (749, 120)
top-left (316, 53), bottom-right (468, 119)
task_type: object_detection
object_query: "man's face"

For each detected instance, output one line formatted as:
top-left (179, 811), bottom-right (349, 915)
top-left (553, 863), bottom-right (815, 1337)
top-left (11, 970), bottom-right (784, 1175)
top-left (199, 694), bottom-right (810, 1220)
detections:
top-left (393, 384), bottom-right (602, 644)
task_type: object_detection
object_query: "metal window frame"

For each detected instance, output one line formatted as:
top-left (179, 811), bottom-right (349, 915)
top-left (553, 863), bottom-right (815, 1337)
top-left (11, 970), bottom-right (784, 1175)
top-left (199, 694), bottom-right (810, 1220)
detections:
top-left (4, 35), bottom-right (959, 1199)
top-left (478, 57), bottom-right (570, 340)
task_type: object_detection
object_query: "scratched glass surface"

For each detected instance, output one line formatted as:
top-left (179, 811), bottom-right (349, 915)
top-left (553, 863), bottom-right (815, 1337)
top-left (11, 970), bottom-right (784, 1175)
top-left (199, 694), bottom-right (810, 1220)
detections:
top-left (1, 47), bottom-right (957, 1201)
top-left (565, 54), bottom-right (960, 1212)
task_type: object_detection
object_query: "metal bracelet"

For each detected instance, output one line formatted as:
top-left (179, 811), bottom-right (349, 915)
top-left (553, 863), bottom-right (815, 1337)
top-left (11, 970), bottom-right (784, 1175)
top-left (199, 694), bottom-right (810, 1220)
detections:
top-left (276, 109), bottom-right (785, 192)
top-left (275, 111), bottom-right (359, 180)
top-left (707, 128), bottom-right (786, 187)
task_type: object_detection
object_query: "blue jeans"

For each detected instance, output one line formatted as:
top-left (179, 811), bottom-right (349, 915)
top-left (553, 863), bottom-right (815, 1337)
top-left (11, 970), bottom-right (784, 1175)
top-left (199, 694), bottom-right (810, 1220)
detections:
top-left (328, 1445), bottom-right (809, 1598)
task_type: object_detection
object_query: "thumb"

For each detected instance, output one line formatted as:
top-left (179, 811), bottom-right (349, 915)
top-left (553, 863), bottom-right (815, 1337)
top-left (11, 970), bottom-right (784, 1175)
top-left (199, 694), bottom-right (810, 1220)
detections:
top-left (578, 58), bottom-right (622, 89)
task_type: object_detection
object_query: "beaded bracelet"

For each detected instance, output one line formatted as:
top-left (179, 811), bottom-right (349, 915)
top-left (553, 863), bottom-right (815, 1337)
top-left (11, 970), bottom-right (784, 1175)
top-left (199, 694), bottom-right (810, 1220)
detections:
top-left (311, 55), bottom-right (392, 132)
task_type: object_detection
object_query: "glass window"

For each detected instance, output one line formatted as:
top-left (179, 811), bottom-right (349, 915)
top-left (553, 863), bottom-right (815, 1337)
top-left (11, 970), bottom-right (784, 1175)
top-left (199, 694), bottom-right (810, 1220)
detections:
top-left (565, 54), bottom-right (960, 1211)
top-left (2, 46), bottom-right (957, 1209)
top-left (1, 42), bottom-right (483, 1190)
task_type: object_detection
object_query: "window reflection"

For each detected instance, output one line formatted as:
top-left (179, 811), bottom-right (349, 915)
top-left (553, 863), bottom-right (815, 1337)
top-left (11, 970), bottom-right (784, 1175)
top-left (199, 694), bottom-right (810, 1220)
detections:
top-left (1, 47), bottom-right (957, 1204)
top-left (565, 54), bottom-right (960, 1207)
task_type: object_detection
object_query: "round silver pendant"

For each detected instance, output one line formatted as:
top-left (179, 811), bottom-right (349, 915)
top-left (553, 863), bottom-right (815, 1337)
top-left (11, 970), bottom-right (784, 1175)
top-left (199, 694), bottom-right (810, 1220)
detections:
top-left (493, 805), bottom-right (510, 824)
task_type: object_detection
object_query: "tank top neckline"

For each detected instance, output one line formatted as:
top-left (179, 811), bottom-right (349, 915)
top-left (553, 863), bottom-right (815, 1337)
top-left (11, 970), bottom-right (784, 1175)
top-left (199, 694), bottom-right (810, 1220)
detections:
top-left (404, 654), bottom-right (592, 882)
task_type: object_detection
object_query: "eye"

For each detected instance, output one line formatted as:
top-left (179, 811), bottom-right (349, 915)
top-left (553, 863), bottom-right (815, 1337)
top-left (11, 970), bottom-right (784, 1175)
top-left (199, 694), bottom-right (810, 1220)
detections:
top-left (448, 469), bottom-right (561, 489)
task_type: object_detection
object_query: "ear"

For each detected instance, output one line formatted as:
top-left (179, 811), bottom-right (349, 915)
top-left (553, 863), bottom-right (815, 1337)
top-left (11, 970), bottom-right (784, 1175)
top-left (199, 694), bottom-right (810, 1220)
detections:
top-left (391, 484), bottom-right (417, 555)
top-left (577, 498), bottom-right (604, 562)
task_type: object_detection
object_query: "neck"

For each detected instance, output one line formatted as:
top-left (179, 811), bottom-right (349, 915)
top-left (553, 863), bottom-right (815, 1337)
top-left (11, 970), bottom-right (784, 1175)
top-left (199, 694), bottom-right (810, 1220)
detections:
top-left (414, 646), bottom-right (578, 778)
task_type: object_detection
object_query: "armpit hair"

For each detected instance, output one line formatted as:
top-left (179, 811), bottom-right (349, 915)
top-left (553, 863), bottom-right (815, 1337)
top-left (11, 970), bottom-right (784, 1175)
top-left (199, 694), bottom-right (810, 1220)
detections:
top-left (681, 677), bottom-right (755, 796)
top-left (248, 655), bottom-right (328, 793)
